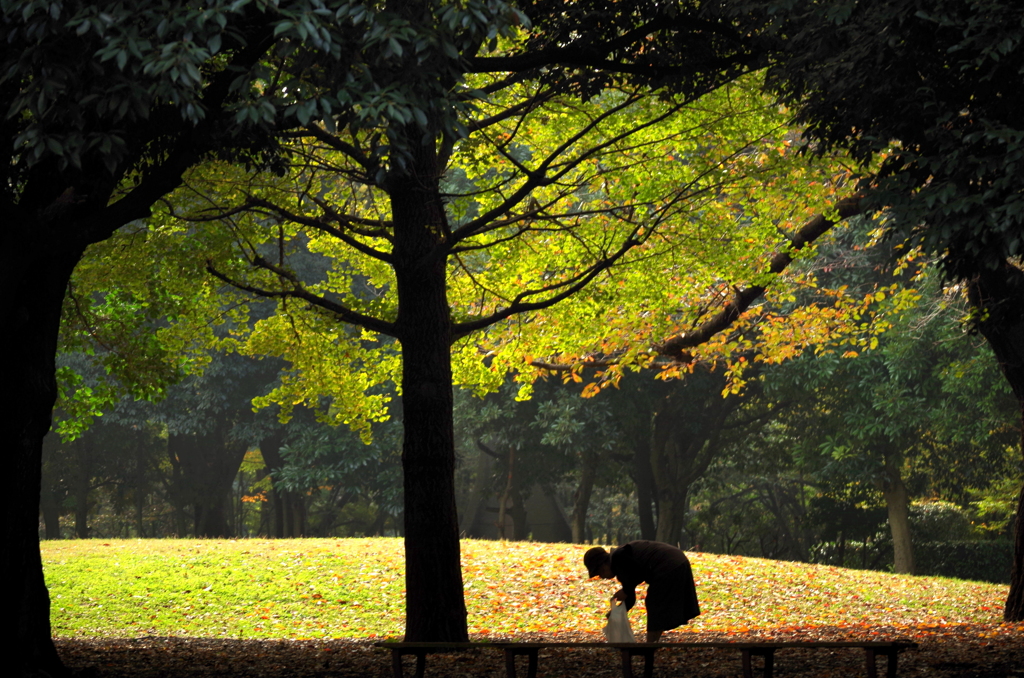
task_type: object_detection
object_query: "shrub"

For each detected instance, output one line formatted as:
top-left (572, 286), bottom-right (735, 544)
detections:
top-left (913, 541), bottom-right (1013, 584)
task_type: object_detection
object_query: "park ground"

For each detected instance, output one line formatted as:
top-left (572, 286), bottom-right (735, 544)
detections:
top-left (45, 538), bottom-right (1024, 677)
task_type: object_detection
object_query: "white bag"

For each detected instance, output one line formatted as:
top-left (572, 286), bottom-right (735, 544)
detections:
top-left (603, 598), bottom-right (636, 643)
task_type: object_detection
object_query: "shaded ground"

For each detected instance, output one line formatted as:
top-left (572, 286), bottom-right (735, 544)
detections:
top-left (57, 626), bottom-right (1024, 677)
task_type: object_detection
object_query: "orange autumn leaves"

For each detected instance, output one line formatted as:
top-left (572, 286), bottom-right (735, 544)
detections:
top-left (42, 538), bottom-right (1011, 641)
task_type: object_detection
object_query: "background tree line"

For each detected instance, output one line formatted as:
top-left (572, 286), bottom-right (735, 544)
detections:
top-left (48, 217), bottom-right (1020, 589)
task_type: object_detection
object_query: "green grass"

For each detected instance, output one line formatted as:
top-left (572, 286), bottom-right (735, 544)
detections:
top-left (42, 538), bottom-right (1011, 640)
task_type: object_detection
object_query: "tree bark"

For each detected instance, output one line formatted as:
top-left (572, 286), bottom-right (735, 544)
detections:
top-left (881, 458), bottom-right (914, 575)
top-left (391, 134), bottom-right (468, 642)
top-left (967, 261), bottom-right (1024, 620)
top-left (9, 243), bottom-right (83, 677)
top-left (632, 437), bottom-right (658, 541)
top-left (571, 450), bottom-right (598, 543)
top-left (650, 376), bottom-right (735, 547)
top-left (260, 431), bottom-right (306, 538)
top-left (167, 423), bottom-right (249, 538)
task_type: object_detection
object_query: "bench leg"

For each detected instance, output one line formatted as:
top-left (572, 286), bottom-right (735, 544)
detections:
top-left (617, 648), bottom-right (655, 678)
top-left (641, 649), bottom-right (655, 678)
top-left (619, 649), bottom-right (634, 678)
top-left (865, 647), bottom-right (899, 678)
top-left (390, 650), bottom-right (426, 678)
top-left (504, 649), bottom-right (539, 678)
top-left (742, 649), bottom-right (775, 678)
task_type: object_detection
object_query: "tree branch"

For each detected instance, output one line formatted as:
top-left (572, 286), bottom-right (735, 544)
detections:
top-left (206, 258), bottom-right (397, 338)
top-left (452, 229), bottom-right (644, 338)
top-left (655, 196), bottom-right (864, 358)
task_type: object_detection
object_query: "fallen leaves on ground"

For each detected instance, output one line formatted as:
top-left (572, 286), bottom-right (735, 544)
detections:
top-left (43, 538), bottom-right (1008, 639)
top-left (56, 624), bottom-right (1024, 677)
top-left (44, 538), bottom-right (1024, 675)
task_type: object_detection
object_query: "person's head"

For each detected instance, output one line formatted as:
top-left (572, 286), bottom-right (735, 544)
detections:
top-left (584, 547), bottom-right (613, 579)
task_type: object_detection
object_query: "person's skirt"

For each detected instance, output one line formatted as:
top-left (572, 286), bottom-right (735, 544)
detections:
top-left (645, 561), bottom-right (701, 631)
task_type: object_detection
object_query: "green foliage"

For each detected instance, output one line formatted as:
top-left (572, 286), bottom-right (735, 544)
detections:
top-left (914, 542), bottom-right (1014, 585)
top-left (274, 409), bottom-right (404, 534)
top-left (748, 0), bottom-right (1024, 278)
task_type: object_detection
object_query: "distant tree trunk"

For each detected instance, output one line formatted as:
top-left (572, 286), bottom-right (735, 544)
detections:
top-left (168, 423), bottom-right (248, 538)
top-left (497, 447), bottom-right (516, 539)
top-left (132, 428), bottom-right (153, 538)
top-left (40, 492), bottom-right (62, 540)
top-left (260, 430), bottom-right (306, 537)
top-left (571, 450), bottom-right (598, 543)
top-left (40, 432), bottom-right (64, 539)
top-left (650, 376), bottom-right (735, 547)
top-left (967, 261), bottom-right (1024, 620)
top-left (391, 132), bottom-right (467, 642)
top-left (654, 484), bottom-right (690, 547)
top-left (882, 458), bottom-right (914, 575)
top-left (72, 438), bottom-right (93, 539)
top-left (631, 438), bottom-right (657, 541)
top-left (508, 485), bottom-right (529, 541)
top-left (165, 446), bottom-right (190, 536)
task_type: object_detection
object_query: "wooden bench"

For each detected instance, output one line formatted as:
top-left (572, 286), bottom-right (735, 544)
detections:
top-left (378, 639), bottom-right (917, 678)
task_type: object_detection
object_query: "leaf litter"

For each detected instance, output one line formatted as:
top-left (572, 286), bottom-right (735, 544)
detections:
top-left (45, 538), bottom-right (1023, 676)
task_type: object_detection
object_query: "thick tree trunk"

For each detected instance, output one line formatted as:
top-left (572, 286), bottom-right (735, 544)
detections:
top-left (882, 459), bottom-right (914, 575)
top-left (391, 137), bottom-right (468, 642)
top-left (968, 261), bottom-right (1024, 620)
top-left (571, 450), bottom-right (598, 543)
top-left (1009, 484), bottom-right (1024, 621)
top-left (10, 247), bottom-right (81, 677)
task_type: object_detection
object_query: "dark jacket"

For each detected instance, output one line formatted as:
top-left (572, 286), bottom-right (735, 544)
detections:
top-left (610, 540), bottom-right (700, 630)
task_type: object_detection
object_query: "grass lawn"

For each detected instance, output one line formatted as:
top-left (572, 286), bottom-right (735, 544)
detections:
top-left (42, 538), bottom-right (1013, 641)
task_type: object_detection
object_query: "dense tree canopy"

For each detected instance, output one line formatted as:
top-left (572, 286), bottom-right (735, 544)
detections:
top-left (738, 0), bottom-right (1024, 620)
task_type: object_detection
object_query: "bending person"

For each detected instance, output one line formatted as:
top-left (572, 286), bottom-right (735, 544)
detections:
top-left (584, 540), bottom-right (700, 642)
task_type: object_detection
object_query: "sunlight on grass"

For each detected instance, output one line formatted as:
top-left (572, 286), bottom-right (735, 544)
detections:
top-left (42, 538), bottom-right (1009, 640)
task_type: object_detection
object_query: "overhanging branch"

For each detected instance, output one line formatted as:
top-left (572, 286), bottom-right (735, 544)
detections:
top-left (206, 257), bottom-right (397, 338)
top-left (655, 196), bottom-right (864, 358)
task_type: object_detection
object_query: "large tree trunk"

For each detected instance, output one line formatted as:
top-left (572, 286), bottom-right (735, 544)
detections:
top-left (11, 247), bottom-right (82, 678)
top-left (881, 458), bottom-right (914, 575)
top-left (391, 136), bottom-right (468, 642)
top-left (968, 261), bottom-right (1024, 620)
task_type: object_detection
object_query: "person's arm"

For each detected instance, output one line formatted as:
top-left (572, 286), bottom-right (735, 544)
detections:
top-left (610, 545), bottom-right (640, 610)
top-left (614, 583), bottom-right (637, 610)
